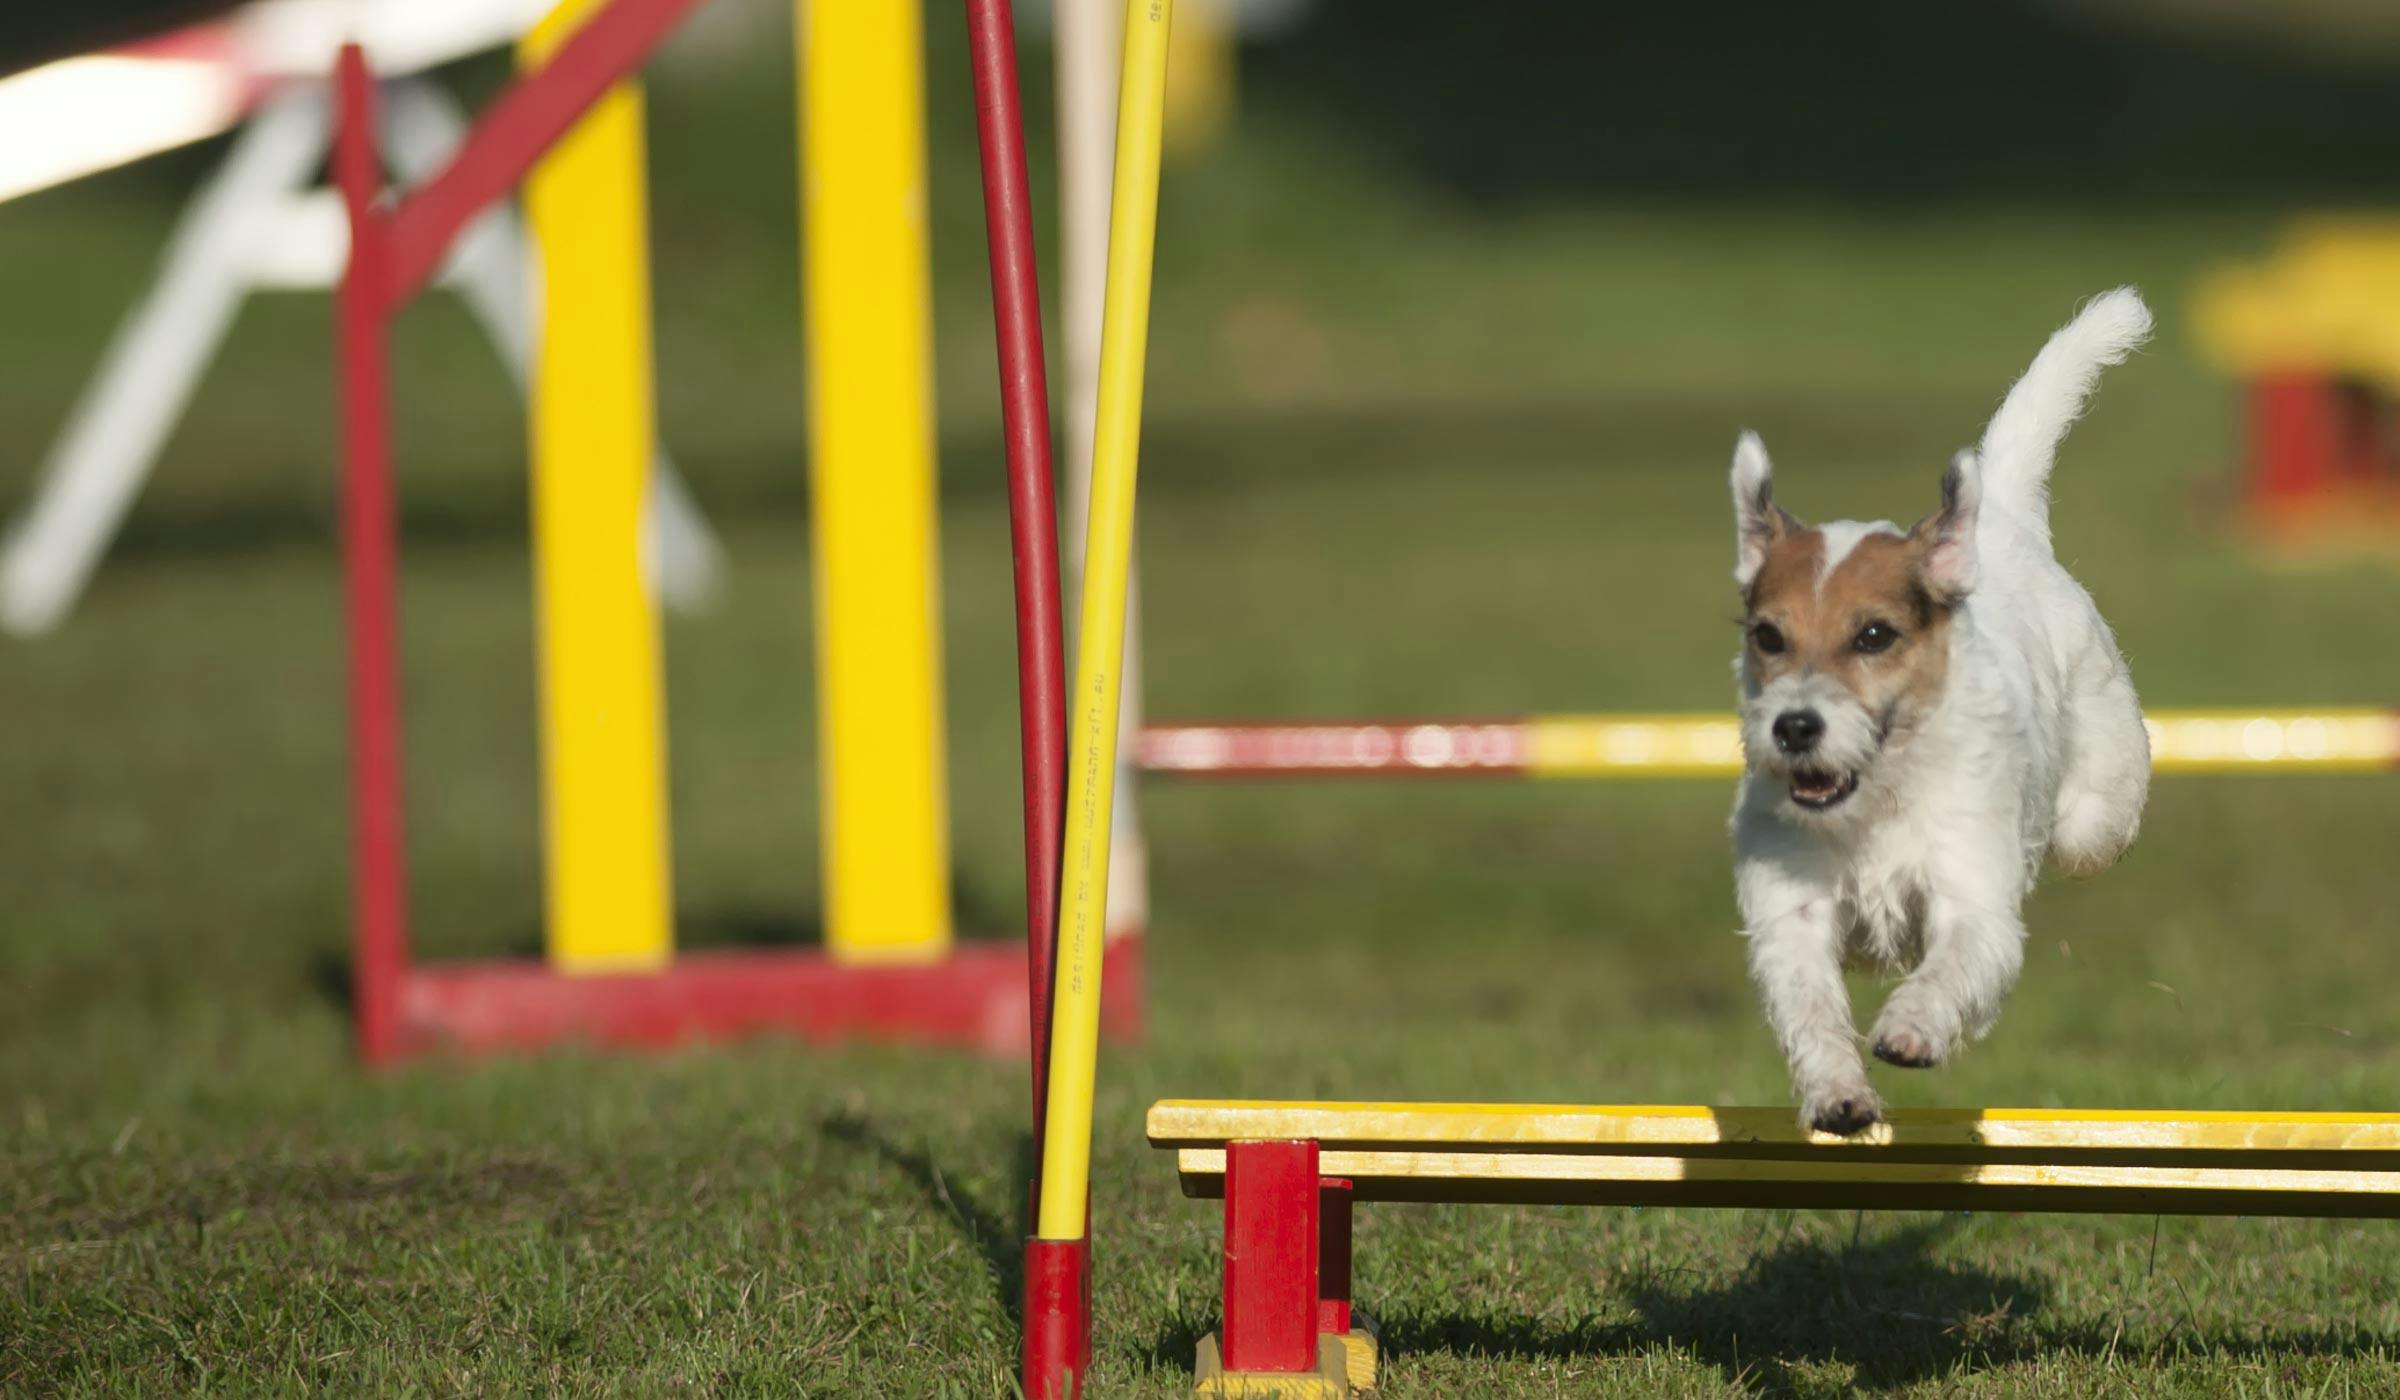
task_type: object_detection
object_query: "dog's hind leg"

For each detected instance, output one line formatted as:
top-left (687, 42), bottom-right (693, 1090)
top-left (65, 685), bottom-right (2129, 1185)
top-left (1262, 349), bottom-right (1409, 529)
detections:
top-left (2051, 666), bottom-right (2148, 877)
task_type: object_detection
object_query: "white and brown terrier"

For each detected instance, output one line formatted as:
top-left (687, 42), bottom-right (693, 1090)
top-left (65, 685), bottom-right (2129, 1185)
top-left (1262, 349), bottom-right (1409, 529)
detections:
top-left (1728, 289), bottom-right (2153, 1134)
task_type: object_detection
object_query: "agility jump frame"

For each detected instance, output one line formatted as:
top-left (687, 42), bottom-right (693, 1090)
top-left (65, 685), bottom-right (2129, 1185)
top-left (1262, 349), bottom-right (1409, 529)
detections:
top-left (1149, 1101), bottom-right (2400, 1394)
top-left (334, 0), bottom-right (1138, 1065)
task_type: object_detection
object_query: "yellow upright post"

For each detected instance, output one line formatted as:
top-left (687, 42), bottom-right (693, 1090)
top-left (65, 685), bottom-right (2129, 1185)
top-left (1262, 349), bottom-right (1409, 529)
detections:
top-left (798, 0), bottom-right (952, 965)
top-left (522, 0), bottom-right (673, 974)
top-left (1037, 0), bottom-right (1174, 1242)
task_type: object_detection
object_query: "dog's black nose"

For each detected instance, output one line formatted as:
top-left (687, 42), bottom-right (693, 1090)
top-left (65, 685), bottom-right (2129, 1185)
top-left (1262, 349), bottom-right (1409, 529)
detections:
top-left (1772, 710), bottom-right (1824, 754)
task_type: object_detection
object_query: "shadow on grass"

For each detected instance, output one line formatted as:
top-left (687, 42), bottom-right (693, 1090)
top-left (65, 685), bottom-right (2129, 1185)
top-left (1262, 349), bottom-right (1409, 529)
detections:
top-left (1154, 1216), bottom-right (2400, 1393)
top-left (821, 1110), bottom-right (1037, 1328)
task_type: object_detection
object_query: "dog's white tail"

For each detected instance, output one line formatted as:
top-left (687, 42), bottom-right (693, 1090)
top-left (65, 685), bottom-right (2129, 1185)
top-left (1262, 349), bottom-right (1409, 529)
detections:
top-left (1976, 287), bottom-right (2152, 536)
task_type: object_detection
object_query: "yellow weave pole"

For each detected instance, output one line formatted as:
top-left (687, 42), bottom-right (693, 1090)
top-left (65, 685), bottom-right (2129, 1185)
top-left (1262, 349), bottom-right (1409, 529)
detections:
top-left (1037, 0), bottom-right (1174, 1241)
top-left (799, 0), bottom-right (952, 965)
top-left (523, 0), bottom-right (673, 974)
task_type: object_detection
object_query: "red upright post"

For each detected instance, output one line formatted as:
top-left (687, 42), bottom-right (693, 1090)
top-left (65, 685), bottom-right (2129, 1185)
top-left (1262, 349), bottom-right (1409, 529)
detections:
top-left (334, 46), bottom-right (410, 1068)
top-left (2252, 373), bottom-right (2340, 510)
top-left (383, 0), bottom-right (710, 302)
top-left (963, 0), bottom-right (1080, 1394)
top-left (1317, 1177), bottom-right (1355, 1338)
top-left (964, 0), bottom-right (1068, 1174)
top-left (1221, 1139), bottom-right (1322, 1373)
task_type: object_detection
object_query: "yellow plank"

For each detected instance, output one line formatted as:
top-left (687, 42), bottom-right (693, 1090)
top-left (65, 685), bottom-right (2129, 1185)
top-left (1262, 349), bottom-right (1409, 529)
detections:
top-left (1035, 0), bottom-right (1175, 1243)
top-left (523, 0), bottom-right (672, 974)
top-left (1523, 709), bottom-right (2400, 777)
top-left (799, 0), bottom-right (951, 965)
top-left (1147, 1101), bottom-right (2400, 1155)
top-left (1174, 1148), bottom-right (2400, 1216)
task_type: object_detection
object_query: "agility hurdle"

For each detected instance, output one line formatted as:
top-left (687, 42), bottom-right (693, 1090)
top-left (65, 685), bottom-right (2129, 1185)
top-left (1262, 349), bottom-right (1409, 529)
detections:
top-left (333, 0), bottom-right (1139, 1065)
top-left (1149, 1101), bottom-right (2400, 1394)
top-left (1139, 709), bottom-right (2400, 779)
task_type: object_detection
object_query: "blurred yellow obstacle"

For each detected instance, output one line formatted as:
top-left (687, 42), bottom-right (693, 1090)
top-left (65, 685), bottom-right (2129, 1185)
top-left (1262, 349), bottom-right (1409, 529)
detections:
top-left (2193, 219), bottom-right (2400, 525)
top-left (2195, 217), bottom-right (2400, 391)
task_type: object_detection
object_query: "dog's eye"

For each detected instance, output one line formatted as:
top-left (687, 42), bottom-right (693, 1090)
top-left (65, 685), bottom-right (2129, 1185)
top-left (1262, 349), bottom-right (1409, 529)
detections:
top-left (1750, 622), bottom-right (1786, 655)
top-left (1854, 621), bottom-right (1900, 654)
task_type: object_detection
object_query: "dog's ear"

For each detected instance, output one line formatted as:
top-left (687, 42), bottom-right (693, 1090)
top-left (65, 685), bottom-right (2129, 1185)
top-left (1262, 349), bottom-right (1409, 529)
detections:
top-left (1730, 431), bottom-right (1796, 588)
top-left (1911, 449), bottom-right (1982, 603)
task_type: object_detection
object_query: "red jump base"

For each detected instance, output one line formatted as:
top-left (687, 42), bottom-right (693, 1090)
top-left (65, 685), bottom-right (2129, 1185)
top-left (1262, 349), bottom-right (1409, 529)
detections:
top-left (372, 935), bottom-right (1143, 1064)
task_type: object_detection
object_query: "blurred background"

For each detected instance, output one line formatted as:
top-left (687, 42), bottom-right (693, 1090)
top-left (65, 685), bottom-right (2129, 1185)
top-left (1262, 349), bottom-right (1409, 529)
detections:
top-left (10, 1), bottom-right (2400, 1390)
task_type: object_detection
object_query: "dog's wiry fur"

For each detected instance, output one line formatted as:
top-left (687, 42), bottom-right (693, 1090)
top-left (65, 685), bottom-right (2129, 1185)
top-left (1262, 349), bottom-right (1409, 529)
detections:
top-left (1728, 289), bottom-right (2153, 1135)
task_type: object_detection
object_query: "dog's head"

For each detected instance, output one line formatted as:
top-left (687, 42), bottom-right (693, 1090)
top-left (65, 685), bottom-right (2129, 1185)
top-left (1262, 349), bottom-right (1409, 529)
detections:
top-left (1727, 431), bottom-right (1977, 821)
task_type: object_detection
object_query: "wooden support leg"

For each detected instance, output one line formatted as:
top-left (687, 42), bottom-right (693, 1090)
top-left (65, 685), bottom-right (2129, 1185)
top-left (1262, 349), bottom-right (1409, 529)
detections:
top-left (1314, 1176), bottom-right (1350, 1339)
top-left (1198, 1140), bottom-right (1351, 1396)
top-left (1318, 1177), bottom-right (1377, 1393)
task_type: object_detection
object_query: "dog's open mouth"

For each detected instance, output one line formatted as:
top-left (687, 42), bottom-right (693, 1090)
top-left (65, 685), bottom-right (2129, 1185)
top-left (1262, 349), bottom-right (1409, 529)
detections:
top-left (1789, 766), bottom-right (1859, 810)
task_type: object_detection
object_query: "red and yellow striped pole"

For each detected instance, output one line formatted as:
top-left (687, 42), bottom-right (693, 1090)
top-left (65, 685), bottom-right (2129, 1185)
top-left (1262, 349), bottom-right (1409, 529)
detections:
top-left (1137, 709), bottom-right (2400, 778)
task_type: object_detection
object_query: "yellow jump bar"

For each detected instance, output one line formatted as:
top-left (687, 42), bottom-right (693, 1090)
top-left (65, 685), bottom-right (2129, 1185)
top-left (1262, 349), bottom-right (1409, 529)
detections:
top-left (1148, 1099), bottom-right (2400, 1154)
top-left (1153, 1100), bottom-right (2400, 1217)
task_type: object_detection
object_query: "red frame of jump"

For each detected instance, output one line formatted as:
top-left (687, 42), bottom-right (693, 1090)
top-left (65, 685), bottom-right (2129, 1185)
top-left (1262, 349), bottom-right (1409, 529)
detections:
top-left (332, 0), bottom-right (1131, 1067)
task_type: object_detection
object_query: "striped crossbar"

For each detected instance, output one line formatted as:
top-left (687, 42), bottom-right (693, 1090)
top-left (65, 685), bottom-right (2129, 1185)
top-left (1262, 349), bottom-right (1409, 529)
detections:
top-left (1137, 709), bottom-right (2400, 778)
top-left (1149, 1101), bottom-right (2400, 1218)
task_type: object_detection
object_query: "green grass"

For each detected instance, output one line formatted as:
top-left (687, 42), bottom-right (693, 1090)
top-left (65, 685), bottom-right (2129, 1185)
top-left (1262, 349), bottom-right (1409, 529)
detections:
top-left (10, 32), bottom-right (2400, 1393)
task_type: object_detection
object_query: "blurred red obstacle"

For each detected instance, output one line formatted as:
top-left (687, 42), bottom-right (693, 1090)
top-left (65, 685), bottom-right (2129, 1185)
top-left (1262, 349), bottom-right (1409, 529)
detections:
top-left (2195, 219), bottom-right (2400, 541)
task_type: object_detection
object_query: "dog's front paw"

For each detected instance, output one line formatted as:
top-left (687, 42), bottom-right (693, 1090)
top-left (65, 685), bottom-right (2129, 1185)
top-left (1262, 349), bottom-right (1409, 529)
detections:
top-left (1870, 1007), bottom-right (1956, 1069)
top-left (1800, 1085), bottom-right (1884, 1136)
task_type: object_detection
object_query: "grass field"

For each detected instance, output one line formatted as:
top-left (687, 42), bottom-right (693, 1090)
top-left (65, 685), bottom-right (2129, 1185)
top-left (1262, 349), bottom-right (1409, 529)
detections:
top-left (10, 24), bottom-right (2400, 1395)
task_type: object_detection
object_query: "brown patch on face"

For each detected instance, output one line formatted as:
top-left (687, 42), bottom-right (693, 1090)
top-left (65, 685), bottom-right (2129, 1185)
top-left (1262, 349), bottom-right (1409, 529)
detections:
top-left (1743, 529), bottom-right (1955, 719)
